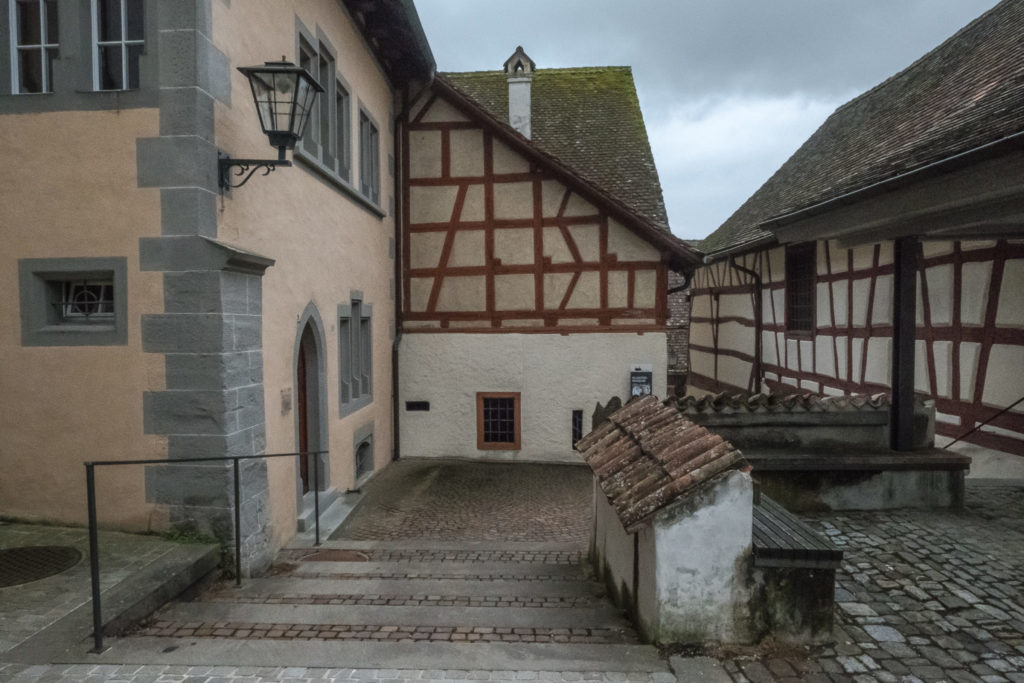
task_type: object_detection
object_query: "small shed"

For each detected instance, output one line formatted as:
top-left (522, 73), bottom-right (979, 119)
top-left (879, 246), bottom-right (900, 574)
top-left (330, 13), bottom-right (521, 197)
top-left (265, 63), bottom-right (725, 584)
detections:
top-left (577, 395), bottom-right (754, 644)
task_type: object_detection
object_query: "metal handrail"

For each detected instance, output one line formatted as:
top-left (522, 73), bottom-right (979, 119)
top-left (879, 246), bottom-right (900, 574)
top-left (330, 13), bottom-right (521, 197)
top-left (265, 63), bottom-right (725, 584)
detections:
top-left (84, 449), bottom-right (327, 653)
top-left (943, 395), bottom-right (1024, 450)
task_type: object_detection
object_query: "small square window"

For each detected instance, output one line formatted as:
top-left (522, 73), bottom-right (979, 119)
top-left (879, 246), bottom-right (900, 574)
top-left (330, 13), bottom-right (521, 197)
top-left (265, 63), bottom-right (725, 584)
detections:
top-left (19, 257), bottom-right (127, 346)
top-left (476, 392), bottom-right (521, 450)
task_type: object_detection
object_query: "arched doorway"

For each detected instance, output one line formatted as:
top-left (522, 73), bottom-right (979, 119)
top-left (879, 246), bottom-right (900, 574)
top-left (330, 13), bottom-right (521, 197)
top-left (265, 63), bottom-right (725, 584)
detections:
top-left (296, 323), bottom-right (319, 494)
top-left (294, 304), bottom-right (330, 529)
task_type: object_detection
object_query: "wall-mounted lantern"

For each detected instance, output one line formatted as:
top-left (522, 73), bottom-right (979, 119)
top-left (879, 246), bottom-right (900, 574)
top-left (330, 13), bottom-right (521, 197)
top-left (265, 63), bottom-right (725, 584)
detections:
top-left (218, 59), bottom-right (324, 190)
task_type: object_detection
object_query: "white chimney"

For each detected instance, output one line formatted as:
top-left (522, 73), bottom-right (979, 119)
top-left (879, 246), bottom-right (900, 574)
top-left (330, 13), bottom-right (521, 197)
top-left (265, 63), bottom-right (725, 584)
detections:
top-left (503, 46), bottom-right (535, 139)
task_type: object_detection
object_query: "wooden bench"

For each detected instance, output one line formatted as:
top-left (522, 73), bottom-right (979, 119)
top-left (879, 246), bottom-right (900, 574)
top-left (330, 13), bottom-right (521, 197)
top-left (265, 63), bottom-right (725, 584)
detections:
top-left (752, 494), bottom-right (843, 569)
top-left (750, 494), bottom-right (842, 643)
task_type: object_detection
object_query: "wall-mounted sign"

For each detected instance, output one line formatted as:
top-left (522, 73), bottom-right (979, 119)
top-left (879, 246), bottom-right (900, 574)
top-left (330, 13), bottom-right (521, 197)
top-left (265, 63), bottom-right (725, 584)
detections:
top-left (630, 363), bottom-right (653, 398)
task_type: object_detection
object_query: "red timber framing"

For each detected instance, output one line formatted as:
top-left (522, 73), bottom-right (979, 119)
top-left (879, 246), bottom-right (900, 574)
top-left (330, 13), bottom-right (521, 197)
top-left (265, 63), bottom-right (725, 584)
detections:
top-left (400, 83), bottom-right (695, 336)
top-left (688, 239), bottom-right (1024, 456)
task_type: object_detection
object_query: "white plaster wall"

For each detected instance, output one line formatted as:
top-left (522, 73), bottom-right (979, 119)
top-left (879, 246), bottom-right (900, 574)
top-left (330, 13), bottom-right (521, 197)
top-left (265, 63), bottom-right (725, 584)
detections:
top-left (593, 481), bottom-right (636, 606)
top-left (640, 470), bottom-right (754, 644)
top-left (399, 332), bottom-right (667, 461)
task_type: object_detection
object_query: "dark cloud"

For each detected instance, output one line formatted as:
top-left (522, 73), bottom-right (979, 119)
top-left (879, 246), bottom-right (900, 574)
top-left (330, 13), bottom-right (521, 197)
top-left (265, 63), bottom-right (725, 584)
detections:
top-left (415, 0), bottom-right (1002, 237)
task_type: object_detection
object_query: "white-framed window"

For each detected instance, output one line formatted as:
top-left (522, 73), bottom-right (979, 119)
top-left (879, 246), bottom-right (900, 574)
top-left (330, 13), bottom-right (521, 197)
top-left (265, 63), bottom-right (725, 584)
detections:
top-left (10, 0), bottom-right (58, 94)
top-left (359, 109), bottom-right (379, 204)
top-left (339, 296), bottom-right (372, 416)
top-left (91, 0), bottom-right (144, 91)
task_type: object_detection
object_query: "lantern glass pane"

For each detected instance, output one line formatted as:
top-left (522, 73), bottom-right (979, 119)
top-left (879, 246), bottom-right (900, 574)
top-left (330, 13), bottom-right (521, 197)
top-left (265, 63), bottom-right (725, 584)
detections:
top-left (271, 72), bottom-right (299, 133)
top-left (293, 78), bottom-right (317, 138)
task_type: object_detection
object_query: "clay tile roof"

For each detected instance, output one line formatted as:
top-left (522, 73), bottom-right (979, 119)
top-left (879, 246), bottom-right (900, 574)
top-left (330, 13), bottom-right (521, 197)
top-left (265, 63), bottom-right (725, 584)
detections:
top-left (576, 396), bottom-right (747, 533)
top-left (700, 0), bottom-right (1024, 257)
top-left (671, 392), bottom-right (893, 415)
top-left (442, 66), bottom-right (669, 229)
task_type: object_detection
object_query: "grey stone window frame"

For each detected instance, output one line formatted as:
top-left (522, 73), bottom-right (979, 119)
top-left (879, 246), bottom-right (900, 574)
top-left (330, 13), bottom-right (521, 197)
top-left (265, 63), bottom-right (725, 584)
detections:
top-left (338, 292), bottom-right (372, 417)
top-left (1, 0), bottom-right (159, 112)
top-left (358, 102), bottom-right (380, 205)
top-left (292, 17), bottom-right (381, 216)
top-left (18, 256), bottom-right (127, 346)
top-left (353, 421), bottom-right (373, 484)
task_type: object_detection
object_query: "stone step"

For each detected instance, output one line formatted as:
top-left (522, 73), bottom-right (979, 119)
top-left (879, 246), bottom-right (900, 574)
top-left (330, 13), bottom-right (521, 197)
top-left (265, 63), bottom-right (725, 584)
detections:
top-left (279, 560), bottom-right (591, 581)
top-left (78, 637), bottom-right (668, 672)
top-left (204, 577), bottom-right (603, 604)
top-left (150, 602), bottom-right (629, 631)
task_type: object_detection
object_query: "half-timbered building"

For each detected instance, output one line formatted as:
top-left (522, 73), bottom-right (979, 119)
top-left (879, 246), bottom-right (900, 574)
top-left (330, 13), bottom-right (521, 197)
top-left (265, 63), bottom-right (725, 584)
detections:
top-left (687, 0), bottom-right (1024, 474)
top-left (398, 49), bottom-right (699, 461)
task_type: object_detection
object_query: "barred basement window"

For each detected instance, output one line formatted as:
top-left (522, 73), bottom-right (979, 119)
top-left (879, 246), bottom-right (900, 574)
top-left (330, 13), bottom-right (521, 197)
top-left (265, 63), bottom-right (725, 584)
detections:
top-left (785, 243), bottom-right (816, 335)
top-left (572, 409), bottom-right (583, 448)
top-left (476, 392), bottom-right (521, 450)
top-left (58, 279), bottom-right (114, 321)
top-left (12, 0), bottom-right (59, 94)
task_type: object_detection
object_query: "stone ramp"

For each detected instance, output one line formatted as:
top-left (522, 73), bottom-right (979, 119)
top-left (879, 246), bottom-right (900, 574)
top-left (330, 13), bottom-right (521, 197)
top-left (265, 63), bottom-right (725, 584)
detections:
top-left (81, 542), bottom-right (667, 672)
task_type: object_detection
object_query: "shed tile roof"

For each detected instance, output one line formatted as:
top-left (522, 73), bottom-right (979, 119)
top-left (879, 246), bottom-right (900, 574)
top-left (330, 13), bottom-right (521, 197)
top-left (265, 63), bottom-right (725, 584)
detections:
top-left (576, 396), bottom-right (747, 532)
top-left (442, 66), bottom-right (670, 229)
top-left (671, 392), bottom-right (893, 415)
top-left (701, 0), bottom-right (1024, 257)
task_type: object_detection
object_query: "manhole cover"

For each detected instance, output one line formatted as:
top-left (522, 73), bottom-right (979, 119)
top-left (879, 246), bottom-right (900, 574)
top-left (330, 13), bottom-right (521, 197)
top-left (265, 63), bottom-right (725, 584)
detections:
top-left (0, 546), bottom-right (82, 587)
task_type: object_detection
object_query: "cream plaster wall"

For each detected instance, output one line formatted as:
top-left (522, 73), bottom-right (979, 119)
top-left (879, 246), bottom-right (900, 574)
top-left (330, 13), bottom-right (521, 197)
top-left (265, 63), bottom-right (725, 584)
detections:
top-left (1, 110), bottom-right (165, 527)
top-left (399, 332), bottom-right (668, 461)
top-left (213, 0), bottom-right (396, 548)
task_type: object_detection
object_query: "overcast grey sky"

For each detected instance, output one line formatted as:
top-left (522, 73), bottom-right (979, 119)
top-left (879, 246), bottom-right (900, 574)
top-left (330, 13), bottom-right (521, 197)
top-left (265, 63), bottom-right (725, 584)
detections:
top-left (414, 1), bottom-right (1001, 240)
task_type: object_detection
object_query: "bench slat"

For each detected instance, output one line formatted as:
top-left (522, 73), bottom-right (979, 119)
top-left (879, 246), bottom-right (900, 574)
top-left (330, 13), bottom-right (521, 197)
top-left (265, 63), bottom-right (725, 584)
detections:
top-left (752, 495), bottom-right (843, 569)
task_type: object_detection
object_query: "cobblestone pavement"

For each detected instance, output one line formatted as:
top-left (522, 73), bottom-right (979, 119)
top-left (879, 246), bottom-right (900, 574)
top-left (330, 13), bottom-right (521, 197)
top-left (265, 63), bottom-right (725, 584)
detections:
top-left (711, 480), bottom-right (1024, 682)
top-left (332, 459), bottom-right (592, 544)
top-left (0, 664), bottom-right (678, 682)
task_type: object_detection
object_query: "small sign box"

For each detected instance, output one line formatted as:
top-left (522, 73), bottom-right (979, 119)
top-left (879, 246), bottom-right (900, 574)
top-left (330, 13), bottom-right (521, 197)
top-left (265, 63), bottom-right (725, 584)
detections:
top-left (629, 363), bottom-right (653, 398)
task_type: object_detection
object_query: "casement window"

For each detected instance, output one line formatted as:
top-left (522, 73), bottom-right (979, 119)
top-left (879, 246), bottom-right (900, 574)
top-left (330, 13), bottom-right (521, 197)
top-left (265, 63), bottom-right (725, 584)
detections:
top-left (11, 0), bottom-right (58, 93)
top-left (92, 0), bottom-right (144, 91)
top-left (296, 34), bottom-right (358, 184)
top-left (359, 109), bottom-right (380, 204)
top-left (477, 392), bottom-right (521, 450)
top-left (335, 79), bottom-right (351, 180)
top-left (18, 257), bottom-right (127, 346)
top-left (339, 297), bottom-right (372, 416)
top-left (785, 243), bottom-right (816, 334)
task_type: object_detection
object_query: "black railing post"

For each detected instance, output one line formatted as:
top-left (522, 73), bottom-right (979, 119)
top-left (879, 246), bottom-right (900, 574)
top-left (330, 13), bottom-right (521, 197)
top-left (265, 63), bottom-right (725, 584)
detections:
top-left (313, 451), bottom-right (321, 546)
top-left (233, 457), bottom-right (242, 587)
top-left (86, 463), bottom-right (107, 653)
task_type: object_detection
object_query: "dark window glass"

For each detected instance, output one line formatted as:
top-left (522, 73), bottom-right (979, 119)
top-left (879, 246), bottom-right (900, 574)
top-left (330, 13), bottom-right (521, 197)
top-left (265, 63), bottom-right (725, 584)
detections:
top-left (16, 0), bottom-right (41, 45)
top-left (786, 243), bottom-right (816, 333)
top-left (18, 50), bottom-right (43, 92)
top-left (127, 43), bottom-right (143, 88)
top-left (572, 410), bottom-right (583, 448)
top-left (482, 397), bottom-right (517, 444)
top-left (318, 52), bottom-right (331, 155)
top-left (355, 442), bottom-right (373, 480)
top-left (45, 0), bottom-right (58, 43)
top-left (125, 0), bottom-right (144, 40)
top-left (98, 0), bottom-right (121, 42)
top-left (99, 45), bottom-right (123, 90)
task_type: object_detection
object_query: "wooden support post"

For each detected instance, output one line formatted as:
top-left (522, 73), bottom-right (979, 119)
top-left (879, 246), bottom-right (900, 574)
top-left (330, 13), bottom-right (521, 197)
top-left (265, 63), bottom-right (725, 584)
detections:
top-left (891, 237), bottom-right (918, 451)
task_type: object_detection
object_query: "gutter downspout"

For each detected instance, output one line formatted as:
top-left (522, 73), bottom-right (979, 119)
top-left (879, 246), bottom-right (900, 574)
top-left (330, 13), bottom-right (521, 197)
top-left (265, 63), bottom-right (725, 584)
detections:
top-left (729, 257), bottom-right (763, 393)
top-left (392, 72), bottom-right (436, 461)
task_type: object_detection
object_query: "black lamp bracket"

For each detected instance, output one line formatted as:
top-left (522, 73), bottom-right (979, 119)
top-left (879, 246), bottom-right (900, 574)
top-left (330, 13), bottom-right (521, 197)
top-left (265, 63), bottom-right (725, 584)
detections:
top-left (218, 149), bottom-right (292, 190)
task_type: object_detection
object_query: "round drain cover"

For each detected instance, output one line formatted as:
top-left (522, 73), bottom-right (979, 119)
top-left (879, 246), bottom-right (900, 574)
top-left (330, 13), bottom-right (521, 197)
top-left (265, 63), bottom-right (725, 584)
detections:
top-left (0, 546), bottom-right (82, 587)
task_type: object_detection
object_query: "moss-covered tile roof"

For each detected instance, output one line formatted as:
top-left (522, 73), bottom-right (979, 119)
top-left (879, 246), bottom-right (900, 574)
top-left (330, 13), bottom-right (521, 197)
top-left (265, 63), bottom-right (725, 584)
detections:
top-left (700, 0), bottom-right (1024, 257)
top-left (442, 66), bottom-right (669, 229)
